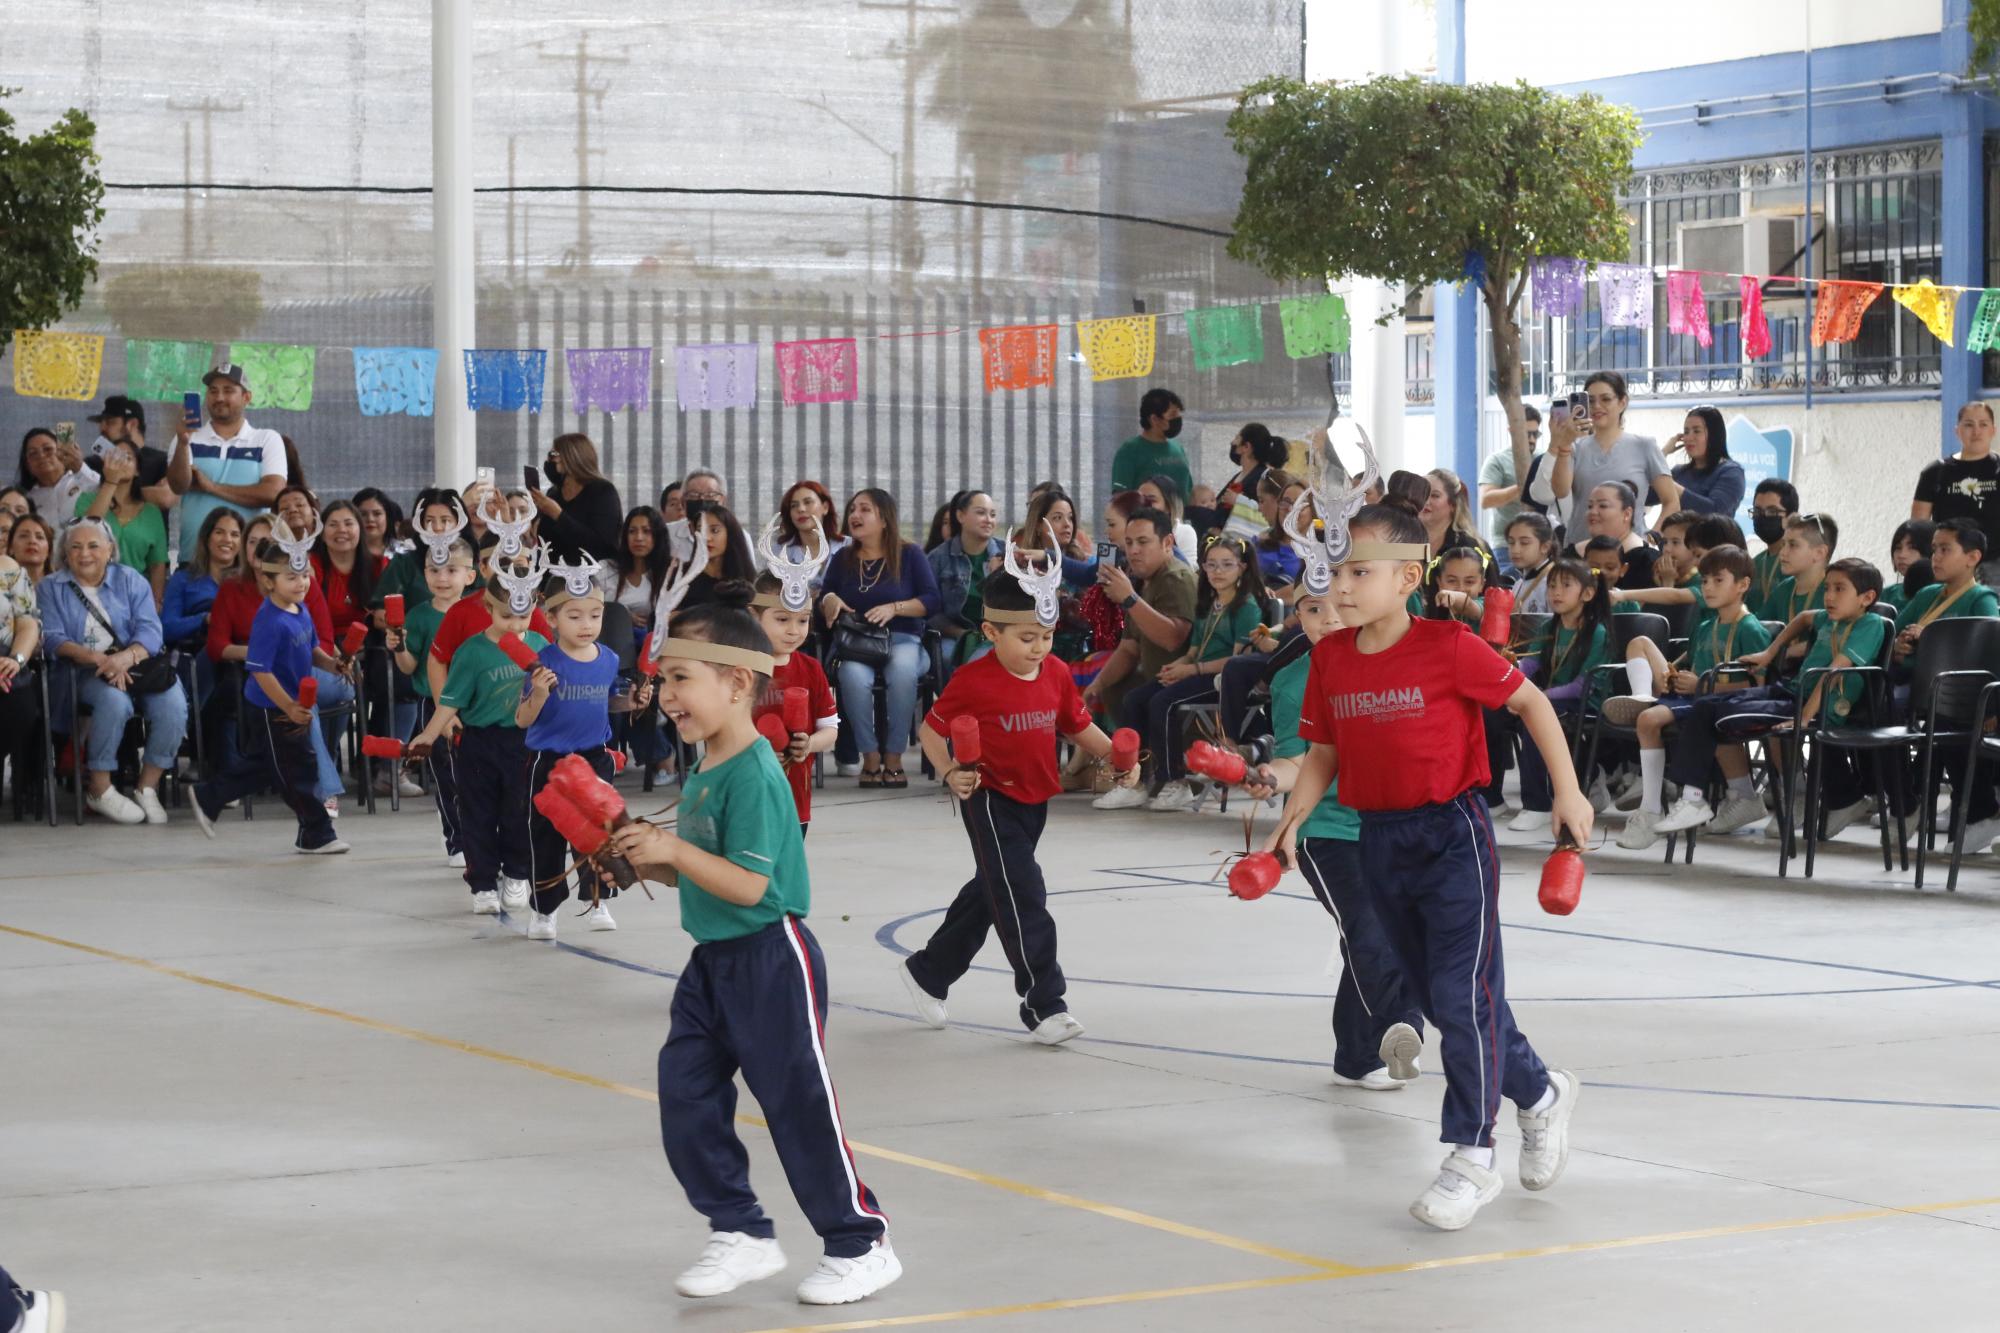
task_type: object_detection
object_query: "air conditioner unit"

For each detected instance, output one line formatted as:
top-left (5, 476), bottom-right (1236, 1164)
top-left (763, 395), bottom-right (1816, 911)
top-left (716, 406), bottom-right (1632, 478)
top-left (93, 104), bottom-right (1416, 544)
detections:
top-left (1674, 214), bottom-right (1822, 298)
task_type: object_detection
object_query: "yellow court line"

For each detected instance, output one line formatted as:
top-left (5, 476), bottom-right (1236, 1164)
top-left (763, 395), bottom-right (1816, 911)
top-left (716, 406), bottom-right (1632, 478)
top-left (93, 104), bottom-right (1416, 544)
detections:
top-left (0, 922), bottom-right (1353, 1276)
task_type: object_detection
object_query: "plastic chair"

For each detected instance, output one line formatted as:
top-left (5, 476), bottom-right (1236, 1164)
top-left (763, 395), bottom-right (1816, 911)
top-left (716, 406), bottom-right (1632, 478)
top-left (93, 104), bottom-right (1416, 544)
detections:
top-left (1797, 623), bottom-right (1908, 878)
top-left (62, 661), bottom-right (188, 825)
top-left (1948, 680), bottom-right (2000, 892)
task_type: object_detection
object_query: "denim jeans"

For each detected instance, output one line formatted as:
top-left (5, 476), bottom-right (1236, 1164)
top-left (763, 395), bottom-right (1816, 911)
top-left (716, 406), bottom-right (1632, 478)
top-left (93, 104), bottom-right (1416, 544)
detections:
top-left (78, 672), bottom-right (188, 775)
top-left (835, 632), bottom-right (922, 757)
top-left (310, 667), bottom-right (355, 799)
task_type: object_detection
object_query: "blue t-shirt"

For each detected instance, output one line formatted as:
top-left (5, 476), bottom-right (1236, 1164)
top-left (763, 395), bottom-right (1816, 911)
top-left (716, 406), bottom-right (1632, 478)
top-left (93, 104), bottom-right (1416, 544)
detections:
top-left (524, 641), bottom-right (619, 752)
top-left (244, 599), bottom-right (317, 709)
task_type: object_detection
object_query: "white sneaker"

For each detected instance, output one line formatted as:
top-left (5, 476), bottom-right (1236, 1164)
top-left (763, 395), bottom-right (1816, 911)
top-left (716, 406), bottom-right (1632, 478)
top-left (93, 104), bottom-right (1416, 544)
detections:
top-left (134, 785), bottom-right (169, 825)
top-left (1587, 775), bottom-right (1612, 813)
top-left (499, 877), bottom-right (530, 910)
top-left (1616, 810), bottom-right (1663, 850)
top-left (1409, 1153), bottom-right (1503, 1231)
top-left (1652, 793), bottom-right (1713, 834)
top-left (583, 903), bottom-right (616, 931)
top-left (1092, 784), bottom-right (1147, 811)
top-left (192, 795), bottom-right (218, 840)
top-left (1518, 1068), bottom-right (1579, 1191)
top-left (1958, 815), bottom-right (2000, 853)
top-left (899, 959), bottom-right (948, 1029)
top-left (1709, 795), bottom-right (1769, 834)
top-left (299, 839), bottom-right (351, 855)
top-left (796, 1240), bottom-right (902, 1305)
top-left (16, 1289), bottom-right (65, 1333)
top-left (1819, 798), bottom-right (1871, 840)
top-left (1330, 1066), bottom-right (1404, 1091)
top-left (1506, 807), bottom-right (1548, 833)
top-left (527, 912), bottom-right (557, 941)
top-left (375, 771), bottom-right (424, 798)
top-left (446, 851), bottom-right (466, 868)
top-left (86, 787), bottom-right (145, 825)
top-left (674, 1231), bottom-right (787, 1299)
top-left (1031, 1012), bottom-right (1085, 1045)
top-left (470, 890), bottom-right (501, 915)
top-left (323, 797), bottom-right (340, 819)
top-left (835, 761), bottom-right (861, 777)
top-left (1378, 1021), bottom-right (1423, 1081)
top-left (1147, 779), bottom-right (1197, 812)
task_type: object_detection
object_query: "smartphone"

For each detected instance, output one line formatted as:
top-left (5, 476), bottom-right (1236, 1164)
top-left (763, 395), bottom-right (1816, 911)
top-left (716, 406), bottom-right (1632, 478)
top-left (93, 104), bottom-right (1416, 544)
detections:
top-left (523, 464), bottom-right (542, 492)
top-left (1096, 539), bottom-right (1122, 569)
top-left (474, 466), bottom-right (496, 489)
top-left (53, 421), bottom-right (75, 447)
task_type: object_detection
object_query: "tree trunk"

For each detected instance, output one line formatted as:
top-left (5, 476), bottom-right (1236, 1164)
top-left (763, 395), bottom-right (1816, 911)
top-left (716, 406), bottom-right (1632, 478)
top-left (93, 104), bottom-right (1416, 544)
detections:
top-left (1483, 272), bottom-right (1533, 493)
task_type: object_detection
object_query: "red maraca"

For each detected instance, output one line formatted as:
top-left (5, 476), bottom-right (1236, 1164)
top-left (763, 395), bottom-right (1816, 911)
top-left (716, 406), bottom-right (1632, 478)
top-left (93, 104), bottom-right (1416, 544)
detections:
top-left (535, 785), bottom-right (608, 856)
top-left (341, 621), bottom-right (369, 657)
top-left (497, 633), bottom-right (541, 671)
top-left (949, 714), bottom-right (982, 768)
top-left (636, 633), bottom-right (658, 678)
top-left (295, 676), bottom-right (318, 710)
top-left (757, 712), bottom-right (792, 756)
top-left (1479, 585), bottom-right (1515, 648)
top-left (609, 749), bottom-right (627, 774)
top-left (361, 735), bottom-right (405, 760)
top-left (383, 594), bottom-right (405, 628)
top-left (1110, 727), bottom-right (1140, 774)
top-left (1539, 837), bottom-right (1585, 916)
top-left (1186, 740), bottom-right (1247, 786)
top-left (783, 686), bottom-right (811, 737)
top-left (1227, 851), bottom-right (1282, 901)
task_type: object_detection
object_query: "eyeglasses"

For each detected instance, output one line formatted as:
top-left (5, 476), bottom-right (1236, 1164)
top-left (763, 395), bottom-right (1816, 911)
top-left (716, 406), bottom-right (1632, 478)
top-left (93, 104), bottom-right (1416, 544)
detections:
top-left (1750, 506), bottom-right (1790, 518)
top-left (1201, 559), bottom-right (1242, 573)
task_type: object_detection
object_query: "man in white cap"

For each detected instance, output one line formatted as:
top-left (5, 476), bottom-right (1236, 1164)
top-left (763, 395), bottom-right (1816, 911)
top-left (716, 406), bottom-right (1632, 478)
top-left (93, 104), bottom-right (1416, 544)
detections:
top-left (167, 362), bottom-right (288, 562)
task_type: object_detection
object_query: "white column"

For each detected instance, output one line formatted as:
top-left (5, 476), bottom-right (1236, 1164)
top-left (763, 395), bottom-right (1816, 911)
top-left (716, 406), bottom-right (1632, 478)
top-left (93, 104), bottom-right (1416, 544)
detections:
top-left (1342, 0), bottom-right (1408, 471)
top-left (432, 0), bottom-right (476, 487)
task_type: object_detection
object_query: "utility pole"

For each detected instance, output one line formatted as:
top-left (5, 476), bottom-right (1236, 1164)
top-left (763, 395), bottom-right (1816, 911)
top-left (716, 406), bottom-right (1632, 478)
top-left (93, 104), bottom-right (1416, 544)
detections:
top-left (433, 0), bottom-right (476, 488)
top-left (858, 0), bottom-right (954, 288)
top-left (538, 33), bottom-right (627, 272)
top-left (167, 96), bottom-right (242, 258)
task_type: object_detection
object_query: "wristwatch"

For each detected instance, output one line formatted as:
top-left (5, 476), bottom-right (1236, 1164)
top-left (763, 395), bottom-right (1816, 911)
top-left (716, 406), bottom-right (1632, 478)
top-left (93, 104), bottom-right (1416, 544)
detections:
top-left (1120, 593), bottom-right (1139, 611)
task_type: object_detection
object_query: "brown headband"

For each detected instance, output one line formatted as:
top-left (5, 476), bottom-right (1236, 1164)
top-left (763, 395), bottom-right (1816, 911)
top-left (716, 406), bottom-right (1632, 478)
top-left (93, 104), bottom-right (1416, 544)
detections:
top-left (982, 608), bottom-right (1053, 626)
top-left (1346, 541), bottom-right (1430, 563)
top-left (655, 637), bottom-right (775, 676)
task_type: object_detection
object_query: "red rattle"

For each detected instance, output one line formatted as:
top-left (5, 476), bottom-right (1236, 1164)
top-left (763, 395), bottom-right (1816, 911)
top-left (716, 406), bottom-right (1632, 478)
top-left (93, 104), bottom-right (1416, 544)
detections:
top-left (294, 676), bottom-right (317, 710)
top-left (949, 714), bottom-right (982, 769)
top-left (1185, 740), bottom-right (1247, 787)
top-left (635, 633), bottom-right (658, 678)
top-left (1478, 585), bottom-right (1515, 649)
top-left (547, 755), bottom-right (642, 893)
top-left (383, 594), bottom-right (405, 628)
top-left (609, 749), bottom-right (627, 774)
top-left (360, 736), bottom-right (405, 760)
top-left (341, 622), bottom-right (369, 657)
top-left (1227, 851), bottom-right (1282, 901)
top-left (783, 686), bottom-right (811, 737)
top-left (756, 712), bottom-right (792, 756)
top-left (1539, 836), bottom-right (1585, 916)
top-left (497, 633), bottom-right (541, 671)
top-left (1110, 727), bottom-right (1140, 775)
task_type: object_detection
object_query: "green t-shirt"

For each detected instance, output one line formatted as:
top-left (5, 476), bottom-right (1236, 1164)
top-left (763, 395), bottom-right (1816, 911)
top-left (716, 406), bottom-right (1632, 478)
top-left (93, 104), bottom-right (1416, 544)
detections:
top-left (75, 494), bottom-right (168, 574)
top-left (376, 550), bottom-right (483, 607)
top-left (1124, 561), bottom-right (1200, 678)
top-left (1894, 580), bottom-right (2000, 633)
top-left (1767, 572), bottom-right (1824, 625)
top-left (675, 741), bottom-right (811, 943)
top-left (402, 601), bottom-right (450, 700)
top-left (1750, 548), bottom-right (1785, 619)
top-left (1689, 610), bottom-right (1772, 678)
top-left (1110, 435), bottom-right (1194, 506)
top-left (1189, 594), bottom-right (1261, 663)
top-left (438, 630), bottom-right (546, 727)
top-left (1880, 584), bottom-right (1910, 613)
top-left (1545, 621), bottom-right (1611, 704)
top-left (1794, 610), bottom-right (1887, 719)
top-left (1271, 653), bottom-right (1358, 841)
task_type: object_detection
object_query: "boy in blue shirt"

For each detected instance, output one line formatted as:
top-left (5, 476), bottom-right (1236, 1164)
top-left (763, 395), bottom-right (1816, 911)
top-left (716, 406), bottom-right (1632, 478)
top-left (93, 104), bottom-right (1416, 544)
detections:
top-left (192, 532), bottom-right (348, 854)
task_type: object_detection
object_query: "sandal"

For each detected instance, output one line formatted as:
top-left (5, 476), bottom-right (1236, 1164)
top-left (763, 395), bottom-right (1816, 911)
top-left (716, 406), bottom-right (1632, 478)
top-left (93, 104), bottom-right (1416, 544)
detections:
top-left (882, 767), bottom-right (908, 789)
top-left (860, 768), bottom-right (883, 788)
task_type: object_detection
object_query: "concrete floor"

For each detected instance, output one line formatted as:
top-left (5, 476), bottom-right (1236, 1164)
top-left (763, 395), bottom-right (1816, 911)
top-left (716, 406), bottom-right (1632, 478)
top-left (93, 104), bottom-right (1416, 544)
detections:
top-left (3, 776), bottom-right (1998, 1332)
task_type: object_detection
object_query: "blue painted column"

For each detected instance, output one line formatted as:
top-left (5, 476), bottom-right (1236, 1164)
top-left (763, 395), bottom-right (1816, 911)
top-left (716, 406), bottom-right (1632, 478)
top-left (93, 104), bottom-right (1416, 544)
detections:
top-left (1941, 0), bottom-right (1985, 454)
top-left (1433, 0), bottom-right (1481, 483)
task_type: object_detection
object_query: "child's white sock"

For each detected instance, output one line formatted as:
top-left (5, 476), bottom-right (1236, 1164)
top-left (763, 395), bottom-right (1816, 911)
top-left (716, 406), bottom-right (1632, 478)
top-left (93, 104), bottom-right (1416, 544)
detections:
top-left (1451, 1144), bottom-right (1495, 1169)
top-left (1625, 655), bottom-right (1655, 700)
top-left (1726, 774), bottom-right (1756, 800)
top-left (1527, 1082), bottom-right (1557, 1114)
top-left (1639, 749), bottom-right (1667, 815)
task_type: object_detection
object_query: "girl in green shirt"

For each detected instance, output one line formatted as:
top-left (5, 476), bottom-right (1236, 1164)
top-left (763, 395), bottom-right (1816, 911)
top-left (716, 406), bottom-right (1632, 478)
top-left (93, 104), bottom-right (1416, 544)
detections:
top-left (1510, 559), bottom-right (1612, 830)
top-left (1142, 533), bottom-right (1269, 812)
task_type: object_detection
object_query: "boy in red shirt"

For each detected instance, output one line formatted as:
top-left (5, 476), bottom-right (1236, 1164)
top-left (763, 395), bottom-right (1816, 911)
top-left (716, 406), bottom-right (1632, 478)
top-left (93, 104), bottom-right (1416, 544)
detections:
top-left (899, 555), bottom-right (1139, 1045)
top-left (751, 568), bottom-right (840, 832)
top-left (1267, 473), bottom-right (1593, 1232)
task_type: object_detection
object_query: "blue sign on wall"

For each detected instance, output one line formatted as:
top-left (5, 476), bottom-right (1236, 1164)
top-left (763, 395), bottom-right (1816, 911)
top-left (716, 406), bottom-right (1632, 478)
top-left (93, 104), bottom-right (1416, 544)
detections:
top-left (1726, 415), bottom-right (1793, 534)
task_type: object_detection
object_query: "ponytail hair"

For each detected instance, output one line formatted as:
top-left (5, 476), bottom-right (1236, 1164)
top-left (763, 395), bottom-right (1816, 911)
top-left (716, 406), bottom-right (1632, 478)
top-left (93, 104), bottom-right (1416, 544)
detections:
top-left (1533, 557), bottom-right (1613, 689)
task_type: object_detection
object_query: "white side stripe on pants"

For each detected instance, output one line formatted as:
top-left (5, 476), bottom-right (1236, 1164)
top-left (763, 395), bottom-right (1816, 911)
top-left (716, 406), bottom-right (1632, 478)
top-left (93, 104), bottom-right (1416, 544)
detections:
top-left (781, 917), bottom-right (887, 1231)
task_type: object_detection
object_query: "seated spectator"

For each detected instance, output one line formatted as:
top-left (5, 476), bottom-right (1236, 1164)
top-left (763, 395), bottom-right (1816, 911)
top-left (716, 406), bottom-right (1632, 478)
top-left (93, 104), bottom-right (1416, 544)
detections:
top-left (163, 508), bottom-right (244, 737)
top-left (0, 486), bottom-right (28, 540)
top-left (1420, 467), bottom-right (1490, 557)
top-left (1015, 486), bottom-right (1097, 663)
top-left (0, 550), bottom-right (41, 801)
top-left (1665, 406), bottom-right (1744, 517)
top-left (1507, 558), bottom-right (1613, 830)
top-left (1747, 478), bottom-right (1799, 617)
top-left (1882, 518), bottom-right (1936, 614)
top-left (0, 505), bottom-right (13, 553)
top-left (774, 479), bottom-right (848, 567)
top-left (1136, 476), bottom-right (1200, 565)
top-left (461, 478), bottom-right (496, 544)
top-left (7, 514), bottom-right (54, 585)
top-left (680, 499), bottom-right (757, 609)
top-left (658, 480), bottom-right (684, 524)
top-left (1426, 544), bottom-right (1490, 628)
top-left (275, 484), bottom-right (320, 541)
top-left (819, 487), bottom-right (942, 787)
top-left (531, 432), bottom-right (624, 562)
top-left (679, 467), bottom-right (727, 510)
top-left (75, 437), bottom-right (170, 604)
top-left (1892, 518), bottom-right (1999, 663)
top-left (927, 489), bottom-right (1004, 665)
top-left (1251, 471), bottom-right (1306, 591)
top-left (352, 487), bottom-right (405, 564)
top-left (1212, 423), bottom-right (1290, 540)
top-left (1504, 513), bottom-right (1559, 615)
top-left (375, 489), bottom-right (474, 615)
top-left (923, 495), bottom-right (960, 553)
top-left (1081, 507), bottom-right (1196, 808)
top-left (40, 519), bottom-right (187, 825)
top-left (1571, 481), bottom-right (1657, 589)
top-left (311, 500), bottom-right (387, 647)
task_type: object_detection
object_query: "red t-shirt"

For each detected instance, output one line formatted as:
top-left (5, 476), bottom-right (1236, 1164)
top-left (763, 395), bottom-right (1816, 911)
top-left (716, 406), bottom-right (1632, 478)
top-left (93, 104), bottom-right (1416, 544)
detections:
top-left (754, 653), bottom-right (839, 823)
top-left (1297, 618), bottom-right (1523, 811)
top-left (205, 576), bottom-right (335, 662)
top-left (430, 596), bottom-right (554, 666)
top-left (311, 552), bottom-right (389, 641)
top-left (924, 653), bottom-right (1093, 805)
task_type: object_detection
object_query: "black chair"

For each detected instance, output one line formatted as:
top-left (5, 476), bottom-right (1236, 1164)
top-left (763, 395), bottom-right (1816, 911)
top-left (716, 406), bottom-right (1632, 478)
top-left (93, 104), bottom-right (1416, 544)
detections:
top-left (1573, 612), bottom-right (1671, 775)
top-left (1797, 623), bottom-right (1909, 878)
top-left (11, 648), bottom-right (58, 826)
top-left (61, 661), bottom-right (189, 824)
top-left (822, 626), bottom-right (946, 784)
top-left (1948, 679), bottom-right (2000, 892)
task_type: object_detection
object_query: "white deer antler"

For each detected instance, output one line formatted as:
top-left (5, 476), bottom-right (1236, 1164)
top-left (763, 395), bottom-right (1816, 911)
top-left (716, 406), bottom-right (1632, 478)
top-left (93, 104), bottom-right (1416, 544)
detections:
top-left (415, 505), bottom-right (468, 568)
top-left (758, 515), bottom-right (828, 613)
top-left (491, 544), bottom-right (548, 615)
top-left (545, 553), bottom-right (603, 601)
top-left (271, 513), bottom-right (322, 575)
top-left (1285, 424), bottom-right (1381, 593)
top-left (480, 493), bottom-right (535, 558)
top-left (647, 552), bottom-right (709, 663)
top-left (664, 517), bottom-right (697, 566)
top-left (1002, 522), bottom-right (1066, 627)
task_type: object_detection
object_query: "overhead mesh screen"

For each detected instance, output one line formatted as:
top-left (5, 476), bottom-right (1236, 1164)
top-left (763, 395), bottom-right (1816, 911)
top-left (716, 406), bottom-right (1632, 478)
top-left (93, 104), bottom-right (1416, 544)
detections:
top-left (2, 0), bottom-right (1318, 530)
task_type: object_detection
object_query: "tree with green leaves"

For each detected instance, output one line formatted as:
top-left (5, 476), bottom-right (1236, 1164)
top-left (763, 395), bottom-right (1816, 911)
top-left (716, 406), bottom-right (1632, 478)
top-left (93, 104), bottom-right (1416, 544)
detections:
top-left (1972, 0), bottom-right (2000, 79)
top-left (0, 89), bottom-right (105, 340)
top-left (1226, 75), bottom-right (1641, 484)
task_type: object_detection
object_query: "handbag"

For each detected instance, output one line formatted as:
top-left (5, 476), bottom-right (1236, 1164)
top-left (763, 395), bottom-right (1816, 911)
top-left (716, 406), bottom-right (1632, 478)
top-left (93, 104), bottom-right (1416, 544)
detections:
top-left (75, 582), bottom-right (179, 696)
top-left (830, 611), bottom-right (892, 668)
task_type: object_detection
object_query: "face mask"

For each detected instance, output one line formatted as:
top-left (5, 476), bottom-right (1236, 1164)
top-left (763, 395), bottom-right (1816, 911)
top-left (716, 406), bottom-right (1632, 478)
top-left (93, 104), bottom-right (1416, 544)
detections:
top-left (1752, 514), bottom-right (1786, 544)
top-left (1164, 417), bottom-right (1184, 440)
top-left (543, 460), bottom-right (565, 486)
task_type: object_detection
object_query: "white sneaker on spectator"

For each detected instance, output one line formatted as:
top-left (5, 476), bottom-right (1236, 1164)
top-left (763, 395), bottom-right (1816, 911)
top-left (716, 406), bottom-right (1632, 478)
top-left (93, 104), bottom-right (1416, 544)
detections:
top-left (796, 1241), bottom-right (902, 1305)
top-left (447, 851), bottom-right (466, 868)
top-left (192, 796), bottom-right (218, 840)
top-left (583, 903), bottom-right (617, 931)
top-left (323, 797), bottom-right (340, 820)
top-left (1958, 815), bottom-right (2000, 853)
top-left (835, 762), bottom-right (861, 778)
top-left (1331, 1065), bottom-right (1404, 1091)
top-left (527, 912), bottom-right (557, 940)
top-left (1616, 810), bottom-right (1662, 850)
top-left (499, 877), bottom-right (530, 910)
top-left (298, 839), bottom-right (350, 855)
top-left (87, 788), bottom-right (145, 825)
top-left (1092, 784), bottom-right (1146, 811)
top-left (1147, 780), bottom-right (1197, 812)
top-left (899, 959), bottom-right (948, 1028)
top-left (1409, 1153), bottom-right (1503, 1231)
top-left (1819, 798), bottom-right (1872, 840)
top-left (133, 786), bottom-right (169, 825)
top-left (675, 1231), bottom-right (787, 1299)
top-left (1378, 1021), bottom-right (1423, 1081)
top-left (470, 890), bottom-right (501, 915)
top-left (1709, 795), bottom-right (1768, 834)
top-left (1031, 1012), bottom-right (1085, 1045)
top-left (15, 1288), bottom-right (65, 1333)
top-left (1651, 793), bottom-right (1713, 834)
top-left (1518, 1068), bottom-right (1579, 1191)
top-left (1506, 807), bottom-right (1548, 833)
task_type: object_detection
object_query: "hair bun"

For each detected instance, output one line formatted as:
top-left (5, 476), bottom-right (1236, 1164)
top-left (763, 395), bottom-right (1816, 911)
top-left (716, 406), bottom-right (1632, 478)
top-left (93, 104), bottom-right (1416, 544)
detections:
top-left (712, 578), bottom-right (758, 610)
top-left (1379, 493), bottom-right (1422, 517)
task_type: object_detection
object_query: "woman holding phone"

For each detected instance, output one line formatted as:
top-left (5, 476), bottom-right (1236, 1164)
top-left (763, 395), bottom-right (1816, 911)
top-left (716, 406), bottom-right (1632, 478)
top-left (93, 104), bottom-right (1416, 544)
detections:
top-left (527, 433), bottom-right (623, 562)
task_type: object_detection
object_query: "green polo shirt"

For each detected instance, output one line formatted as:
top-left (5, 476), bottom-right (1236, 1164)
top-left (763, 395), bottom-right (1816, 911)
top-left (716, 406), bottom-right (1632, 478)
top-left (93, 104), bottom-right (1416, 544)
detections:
top-left (1750, 548), bottom-right (1785, 619)
top-left (438, 630), bottom-right (546, 727)
top-left (676, 741), bottom-right (811, 943)
top-left (1110, 435), bottom-right (1194, 505)
top-left (1767, 573), bottom-right (1825, 626)
top-left (1271, 653), bottom-right (1359, 841)
top-left (402, 600), bottom-right (450, 701)
top-left (1689, 610), bottom-right (1771, 677)
top-left (1894, 580), bottom-right (2000, 633)
top-left (1795, 610), bottom-right (1887, 720)
top-left (1189, 595), bottom-right (1262, 663)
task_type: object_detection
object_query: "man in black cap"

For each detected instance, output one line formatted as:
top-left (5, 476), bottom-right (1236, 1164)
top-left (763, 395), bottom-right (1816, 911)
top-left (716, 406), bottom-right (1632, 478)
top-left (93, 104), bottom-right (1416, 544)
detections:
top-left (85, 395), bottom-right (175, 511)
top-left (167, 362), bottom-right (288, 562)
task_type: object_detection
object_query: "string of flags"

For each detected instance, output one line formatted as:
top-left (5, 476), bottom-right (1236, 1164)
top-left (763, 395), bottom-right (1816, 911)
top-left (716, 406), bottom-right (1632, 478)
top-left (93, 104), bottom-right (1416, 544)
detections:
top-left (8, 257), bottom-right (1995, 413)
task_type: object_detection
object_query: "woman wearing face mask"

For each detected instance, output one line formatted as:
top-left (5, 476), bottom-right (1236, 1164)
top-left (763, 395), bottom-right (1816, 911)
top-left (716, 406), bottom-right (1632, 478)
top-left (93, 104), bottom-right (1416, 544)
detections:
top-left (1664, 407), bottom-right (1743, 517)
top-left (1213, 423), bottom-right (1291, 539)
top-left (528, 433), bottom-right (624, 562)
